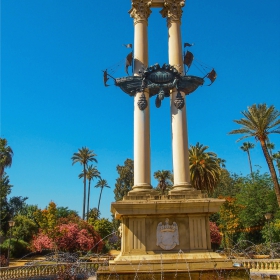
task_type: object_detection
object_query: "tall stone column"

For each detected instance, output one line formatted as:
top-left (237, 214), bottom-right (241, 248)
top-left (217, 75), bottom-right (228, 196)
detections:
top-left (161, 0), bottom-right (192, 193)
top-left (129, 0), bottom-right (152, 194)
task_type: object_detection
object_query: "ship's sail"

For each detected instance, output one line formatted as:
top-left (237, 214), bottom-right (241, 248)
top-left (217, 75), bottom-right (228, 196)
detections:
top-left (125, 52), bottom-right (133, 75)
top-left (103, 69), bottom-right (109, 87)
top-left (183, 51), bottom-right (194, 70)
top-left (206, 69), bottom-right (217, 86)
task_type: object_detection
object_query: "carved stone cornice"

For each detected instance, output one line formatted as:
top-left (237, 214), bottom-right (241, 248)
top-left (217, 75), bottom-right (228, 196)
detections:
top-left (129, 0), bottom-right (152, 25)
top-left (160, 0), bottom-right (185, 24)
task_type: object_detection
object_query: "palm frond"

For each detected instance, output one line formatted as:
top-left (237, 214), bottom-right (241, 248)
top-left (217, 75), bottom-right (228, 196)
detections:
top-left (230, 104), bottom-right (280, 142)
top-left (71, 147), bottom-right (98, 166)
top-left (189, 142), bottom-right (222, 194)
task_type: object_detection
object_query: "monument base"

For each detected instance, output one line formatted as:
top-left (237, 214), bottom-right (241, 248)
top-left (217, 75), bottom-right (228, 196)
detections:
top-left (105, 192), bottom-right (236, 279)
top-left (97, 270), bottom-right (248, 280)
top-left (97, 252), bottom-right (248, 279)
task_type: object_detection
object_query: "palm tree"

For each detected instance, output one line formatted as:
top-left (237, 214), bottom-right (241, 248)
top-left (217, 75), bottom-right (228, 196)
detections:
top-left (79, 165), bottom-right (100, 221)
top-left (153, 170), bottom-right (173, 194)
top-left (86, 207), bottom-right (100, 222)
top-left (240, 142), bottom-right (255, 177)
top-left (0, 138), bottom-right (13, 179)
top-left (229, 104), bottom-right (280, 206)
top-left (189, 142), bottom-right (222, 195)
top-left (266, 141), bottom-right (275, 158)
top-left (217, 158), bottom-right (226, 168)
top-left (95, 178), bottom-right (110, 214)
top-left (71, 147), bottom-right (97, 220)
top-left (272, 151), bottom-right (280, 177)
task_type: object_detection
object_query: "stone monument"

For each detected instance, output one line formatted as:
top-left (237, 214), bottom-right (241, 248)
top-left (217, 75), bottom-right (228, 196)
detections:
top-left (98, 0), bottom-right (241, 279)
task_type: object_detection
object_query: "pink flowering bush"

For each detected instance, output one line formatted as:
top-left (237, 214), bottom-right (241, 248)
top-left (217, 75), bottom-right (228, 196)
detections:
top-left (210, 221), bottom-right (222, 246)
top-left (31, 231), bottom-right (54, 252)
top-left (55, 224), bottom-right (95, 252)
top-left (31, 222), bottom-right (103, 253)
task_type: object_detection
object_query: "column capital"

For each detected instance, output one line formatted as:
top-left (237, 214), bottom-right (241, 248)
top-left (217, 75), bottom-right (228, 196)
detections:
top-left (129, 0), bottom-right (152, 25)
top-left (160, 0), bottom-right (185, 24)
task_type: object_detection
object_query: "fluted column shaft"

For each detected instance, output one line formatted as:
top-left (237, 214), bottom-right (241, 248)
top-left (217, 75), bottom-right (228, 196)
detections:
top-left (161, 0), bottom-right (192, 192)
top-left (129, 0), bottom-right (152, 193)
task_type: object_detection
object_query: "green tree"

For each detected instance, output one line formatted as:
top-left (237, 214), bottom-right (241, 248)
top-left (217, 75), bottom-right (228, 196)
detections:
top-left (79, 165), bottom-right (100, 221)
top-left (211, 170), bottom-right (242, 230)
top-left (0, 138), bottom-right (13, 179)
top-left (71, 147), bottom-right (97, 220)
top-left (2, 195), bottom-right (28, 241)
top-left (240, 142), bottom-right (255, 177)
top-left (0, 173), bottom-right (13, 235)
top-left (236, 172), bottom-right (278, 244)
top-left (87, 207), bottom-right (100, 224)
top-left (95, 179), bottom-right (110, 214)
top-left (237, 173), bottom-right (277, 227)
top-left (272, 151), bottom-right (280, 176)
top-left (92, 218), bottom-right (114, 240)
top-left (12, 214), bottom-right (38, 242)
top-left (189, 143), bottom-right (222, 195)
top-left (33, 201), bottom-right (58, 235)
top-left (229, 104), bottom-right (280, 206)
top-left (56, 206), bottom-right (79, 219)
top-left (19, 204), bottom-right (40, 225)
top-left (0, 238), bottom-right (30, 258)
top-left (8, 196), bottom-right (28, 217)
top-left (114, 159), bottom-right (134, 201)
top-left (219, 196), bottom-right (243, 249)
top-left (266, 141), bottom-right (275, 158)
top-left (0, 138), bottom-right (13, 243)
top-left (91, 218), bottom-right (116, 253)
top-left (261, 218), bottom-right (280, 243)
top-left (212, 170), bottom-right (242, 198)
top-left (153, 170), bottom-right (173, 194)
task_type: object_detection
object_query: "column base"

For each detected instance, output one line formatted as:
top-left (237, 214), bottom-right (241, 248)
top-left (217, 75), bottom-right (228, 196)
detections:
top-left (128, 185), bottom-right (159, 197)
top-left (130, 183), bottom-right (152, 192)
top-left (169, 182), bottom-right (194, 194)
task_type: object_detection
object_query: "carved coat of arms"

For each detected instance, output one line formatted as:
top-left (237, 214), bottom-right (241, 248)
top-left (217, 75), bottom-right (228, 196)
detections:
top-left (156, 218), bottom-right (179, 250)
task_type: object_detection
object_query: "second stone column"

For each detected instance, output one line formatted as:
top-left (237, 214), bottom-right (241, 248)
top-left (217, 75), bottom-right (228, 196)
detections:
top-left (161, 0), bottom-right (193, 193)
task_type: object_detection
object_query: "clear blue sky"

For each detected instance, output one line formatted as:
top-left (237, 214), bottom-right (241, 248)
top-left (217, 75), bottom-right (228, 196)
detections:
top-left (1, 0), bottom-right (280, 219)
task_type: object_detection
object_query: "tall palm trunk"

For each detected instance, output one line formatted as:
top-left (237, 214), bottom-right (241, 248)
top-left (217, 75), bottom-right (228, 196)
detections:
top-left (87, 179), bottom-right (91, 221)
top-left (260, 139), bottom-right (280, 206)
top-left (83, 164), bottom-right (86, 220)
top-left (97, 187), bottom-right (103, 213)
top-left (246, 150), bottom-right (254, 178)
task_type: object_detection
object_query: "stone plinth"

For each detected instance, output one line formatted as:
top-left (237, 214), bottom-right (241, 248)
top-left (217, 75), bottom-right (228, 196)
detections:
top-left (111, 193), bottom-right (224, 257)
top-left (97, 266), bottom-right (248, 280)
top-left (96, 194), bottom-right (240, 279)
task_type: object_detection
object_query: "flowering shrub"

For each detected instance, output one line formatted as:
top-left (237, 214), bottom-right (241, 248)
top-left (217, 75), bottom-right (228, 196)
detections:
top-left (31, 231), bottom-right (54, 252)
top-left (31, 222), bottom-right (103, 253)
top-left (55, 223), bottom-right (95, 252)
top-left (108, 234), bottom-right (121, 250)
top-left (210, 221), bottom-right (222, 245)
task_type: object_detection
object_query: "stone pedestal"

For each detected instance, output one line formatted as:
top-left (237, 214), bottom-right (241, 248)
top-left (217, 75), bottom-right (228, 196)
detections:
top-left (96, 194), bottom-right (237, 278)
top-left (97, 269), bottom-right (248, 280)
top-left (112, 193), bottom-right (221, 257)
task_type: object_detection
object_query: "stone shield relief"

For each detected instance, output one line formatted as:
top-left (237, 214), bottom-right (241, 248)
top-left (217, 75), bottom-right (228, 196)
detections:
top-left (156, 218), bottom-right (179, 250)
